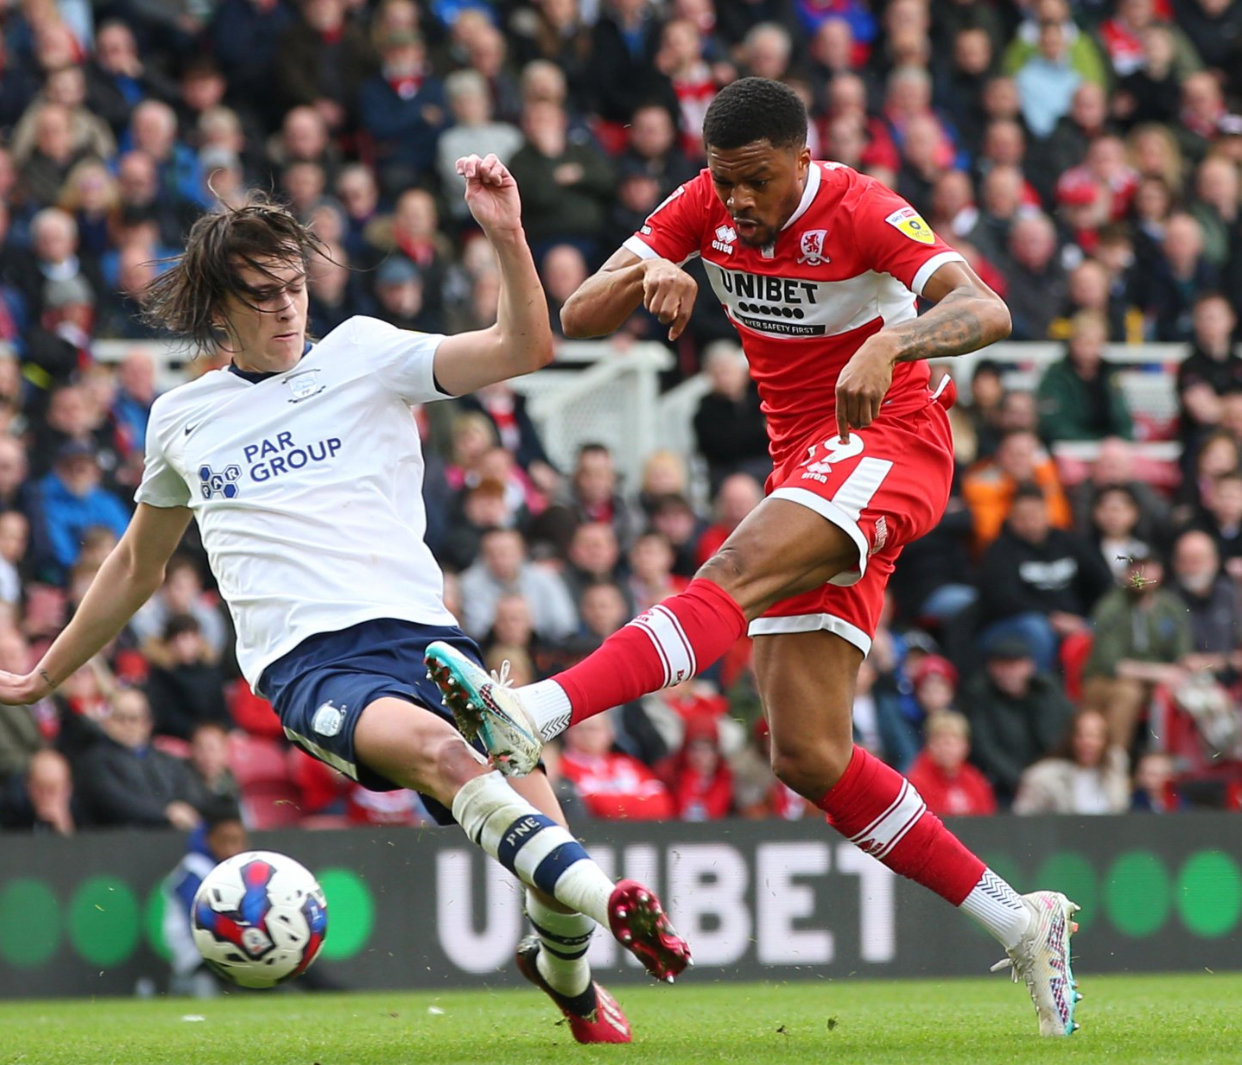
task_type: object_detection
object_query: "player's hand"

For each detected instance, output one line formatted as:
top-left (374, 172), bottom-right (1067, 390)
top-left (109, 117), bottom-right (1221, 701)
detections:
top-left (0, 670), bottom-right (48, 706)
top-left (457, 154), bottom-right (522, 239)
top-left (835, 336), bottom-right (898, 440)
top-left (641, 258), bottom-right (697, 341)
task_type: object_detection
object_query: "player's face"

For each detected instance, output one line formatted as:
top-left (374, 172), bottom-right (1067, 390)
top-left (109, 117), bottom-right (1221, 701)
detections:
top-left (707, 140), bottom-right (811, 248)
top-left (218, 257), bottom-right (309, 372)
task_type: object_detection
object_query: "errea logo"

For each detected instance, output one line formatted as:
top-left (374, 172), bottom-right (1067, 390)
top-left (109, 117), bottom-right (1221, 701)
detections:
top-left (712, 224), bottom-right (737, 255)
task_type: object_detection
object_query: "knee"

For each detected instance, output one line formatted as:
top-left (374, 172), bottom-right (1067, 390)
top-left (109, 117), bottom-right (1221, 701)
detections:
top-left (697, 544), bottom-right (749, 596)
top-left (770, 734), bottom-right (854, 800)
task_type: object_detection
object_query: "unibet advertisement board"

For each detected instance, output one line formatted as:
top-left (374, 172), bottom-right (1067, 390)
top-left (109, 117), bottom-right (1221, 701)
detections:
top-left (1, 814), bottom-right (1240, 998)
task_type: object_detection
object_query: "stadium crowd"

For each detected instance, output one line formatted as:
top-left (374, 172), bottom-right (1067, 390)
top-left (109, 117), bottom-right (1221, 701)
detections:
top-left (5, 0), bottom-right (1242, 833)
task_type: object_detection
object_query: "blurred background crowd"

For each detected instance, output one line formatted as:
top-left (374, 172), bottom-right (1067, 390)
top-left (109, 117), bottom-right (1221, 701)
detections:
top-left (4, 0), bottom-right (1242, 838)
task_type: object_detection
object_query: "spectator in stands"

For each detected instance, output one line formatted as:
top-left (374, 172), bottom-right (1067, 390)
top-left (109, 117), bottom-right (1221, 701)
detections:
top-left (129, 99), bottom-right (208, 218)
top-left (1193, 471), bottom-right (1242, 571)
top-left (163, 802), bottom-right (247, 997)
top-left (372, 256), bottom-right (441, 333)
top-left (977, 483), bottom-right (1113, 670)
top-left (273, 0), bottom-right (375, 129)
top-left (14, 70), bottom-right (116, 171)
top-left (185, 721), bottom-right (241, 812)
top-left (628, 532), bottom-right (689, 615)
top-left (657, 712), bottom-right (734, 820)
top-left (458, 379), bottom-right (557, 495)
top-left (129, 555), bottom-right (227, 663)
top-left (1170, 528), bottom-right (1242, 666)
top-left (962, 635), bottom-right (1077, 805)
top-left (579, 579), bottom-right (630, 646)
top-left (508, 99), bottom-right (615, 265)
top-left (905, 710), bottom-right (997, 817)
top-left (556, 443), bottom-right (643, 551)
top-left (1082, 550), bottom-right (1191, 750)
top-left (963, 428), bottom-right (1073, 552)
top-left (210, 0), bottom-right (295, 128)
top-left (459, 527), bottom-right (577, 641)
top-left (1003, 0), bottom-right (1107, 85)
top-left (1001, 212), bottom-right (1067, 340)
top-left (111, 347), bottom-right (157, 449)
top-left (1176, 428), bottom-right (1241, 523)
top-left (358, 30), bottom-right (447, 196)
top-left (634, 450), bottom-right (689, 524)
top-left (0, 631), bottom-right (41, 788)
top-left (589, 0), bottom-right (678, 128)
top-left (1131, 749), bottom-right (1178, 813)
top-left (1014, 16), bottom-right (1083, 139)
top-left (1036, 311), bottom-right (1134, 443)
top-left (1086, 484), bottom-right (1151, 584)
top-left (1144, 212), bottom-right (1217, 342)
top-left (73, 687), bottom-right (202, 829)
top-left (0, 748), bottom-right (76, 834)
top-left (559, 711), bottom-right (674, 820)
top-left (144, 614), bottom-right (231, 742)
top-left (510, 0), bottom-right (593, 110)
top-left (17, 101), bottom-right (94, 211)
top-left (618, 101), bottom-right (697, 196)
top-left (693, 341), bottom-right (769, 492)
top-left (1013, 708), bottom-right (1130, 814)
top-left (695, 472), bottom-right (763, 569)
top-left (1177, 293), bottom-right (1241, 445)
top-left (85, 20), bottom-right (178, 138)
top-left (1070, 437), bottom-right (1172, 547)
top-left (1176, 70), bottom-right (1227, 165)
top-left (28, 440), bottom-right (130, 586)
top-left (437, 70), bottom-right (523, 225)
top-left (562, 521), bottom-right (626, 611)
top-left (306, 242), bottom-right (358, 336)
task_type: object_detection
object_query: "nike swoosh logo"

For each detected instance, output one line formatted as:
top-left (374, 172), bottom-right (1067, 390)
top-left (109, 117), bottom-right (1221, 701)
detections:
top-left (185, 424), bottom-right (198, 435)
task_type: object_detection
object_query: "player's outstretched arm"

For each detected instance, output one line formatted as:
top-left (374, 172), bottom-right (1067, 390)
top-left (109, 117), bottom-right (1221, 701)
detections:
top-left (835, 260), bottom-right (1011, 439)
top-left (433, 154), bottom-right (555, 396)
top-left (560, 247), bottom-right (698, 341)
top-left (0, 503), bottom-right (192, 704)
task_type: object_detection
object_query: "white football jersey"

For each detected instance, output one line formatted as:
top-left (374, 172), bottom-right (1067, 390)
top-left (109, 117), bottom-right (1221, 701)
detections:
top-left (136, 316), bottom-right (458, 690)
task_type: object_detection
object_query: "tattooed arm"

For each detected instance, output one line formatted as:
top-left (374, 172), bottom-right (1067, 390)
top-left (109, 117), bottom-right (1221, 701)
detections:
top-left (834, 261), bottom-right (1011, 440)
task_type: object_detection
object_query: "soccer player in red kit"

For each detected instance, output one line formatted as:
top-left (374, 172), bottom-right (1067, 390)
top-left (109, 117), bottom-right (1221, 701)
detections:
top-left (427, 78), bottom-right (1082, 1036)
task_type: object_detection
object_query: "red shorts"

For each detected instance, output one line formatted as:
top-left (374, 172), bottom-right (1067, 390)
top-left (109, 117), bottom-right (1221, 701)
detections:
top-left (750, 383), bottom-right (955, 655)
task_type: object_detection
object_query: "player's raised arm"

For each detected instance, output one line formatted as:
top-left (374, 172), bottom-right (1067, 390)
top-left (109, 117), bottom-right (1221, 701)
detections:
top-left (560, 246), bottom-right (698, 342)
top-left (834, 259), bottom-right (1011, 440)
top-left (0, 503), bottom-right (192, 704)
top-left (432, 154), bottom-right (554, 396)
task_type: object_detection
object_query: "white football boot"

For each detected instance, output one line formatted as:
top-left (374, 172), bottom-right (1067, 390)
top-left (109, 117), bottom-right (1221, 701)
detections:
top-left (991, 890), bottom-right (1082, 1036)
top-left (425, 641), bottom-right (543, 776)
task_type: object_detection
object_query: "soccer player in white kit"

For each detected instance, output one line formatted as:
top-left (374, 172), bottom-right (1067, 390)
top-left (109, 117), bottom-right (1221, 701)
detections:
top-left (0, 154), bottom-right (689, 1042)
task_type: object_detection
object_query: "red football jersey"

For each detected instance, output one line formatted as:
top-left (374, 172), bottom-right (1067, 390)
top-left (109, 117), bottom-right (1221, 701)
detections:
top-left (623, 162), bottom-right (965, 465)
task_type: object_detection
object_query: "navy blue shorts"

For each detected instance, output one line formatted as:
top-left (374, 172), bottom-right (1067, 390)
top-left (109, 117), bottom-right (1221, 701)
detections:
top-left (260, 617), bottom-right (484, 823)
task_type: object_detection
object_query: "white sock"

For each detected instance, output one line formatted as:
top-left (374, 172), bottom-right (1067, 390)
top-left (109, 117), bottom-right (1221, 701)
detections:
top-left (451, 771), bottom-right (613, 925)
top-left (526, 891), bottom-right (593, 998)
top-left (518, 679), bottom-right (573, 740)
top-left (959, 868), bottom-right (1032, 949)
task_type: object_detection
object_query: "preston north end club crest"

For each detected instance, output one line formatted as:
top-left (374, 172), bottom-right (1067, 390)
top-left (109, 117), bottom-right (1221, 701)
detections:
top-left (285, 369), bottom-right (325, 403)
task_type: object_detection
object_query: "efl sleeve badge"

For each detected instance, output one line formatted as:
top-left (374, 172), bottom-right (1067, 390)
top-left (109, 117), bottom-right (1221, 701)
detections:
top-left (884, 206), bottom-right (936, 245)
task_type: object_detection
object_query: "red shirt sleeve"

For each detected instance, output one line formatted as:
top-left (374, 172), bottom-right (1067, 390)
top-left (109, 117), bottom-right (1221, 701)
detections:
top-left (852, 178), bottom-right (965, 297)
top-left (622, 171), bottom-right (711, 266)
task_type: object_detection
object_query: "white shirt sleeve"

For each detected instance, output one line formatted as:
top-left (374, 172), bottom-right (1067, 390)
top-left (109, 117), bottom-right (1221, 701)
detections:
top-left (134, 400), bottom-right (192, 509)
top-left (349, 315), bottom-right (452, 404)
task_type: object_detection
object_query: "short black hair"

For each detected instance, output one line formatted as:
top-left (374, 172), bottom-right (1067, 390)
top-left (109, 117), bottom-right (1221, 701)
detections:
top-left (703, 77), bottom-right (807, 152)
top-left (1012, 482), bottom-right (1046, 505)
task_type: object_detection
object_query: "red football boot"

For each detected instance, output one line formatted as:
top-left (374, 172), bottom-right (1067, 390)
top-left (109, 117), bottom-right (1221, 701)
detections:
top-left (515, 936), bottom-right (632, 1044)
top-left (607, 878), bottom-right (693, 983)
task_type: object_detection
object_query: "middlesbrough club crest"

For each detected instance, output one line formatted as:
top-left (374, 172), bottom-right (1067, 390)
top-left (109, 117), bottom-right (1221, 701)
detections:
top-left (797, 230), bottom-right (829, 265)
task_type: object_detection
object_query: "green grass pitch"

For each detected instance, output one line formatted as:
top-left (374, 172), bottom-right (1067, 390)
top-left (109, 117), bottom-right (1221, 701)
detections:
top-left (2, 974), bottom-right (1241, 1065)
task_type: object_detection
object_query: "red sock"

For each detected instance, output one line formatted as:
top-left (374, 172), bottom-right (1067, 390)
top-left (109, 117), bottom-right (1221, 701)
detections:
top-left (557, 578), bottom-right (747, 726)
top-left (819, 746), bottom-right (985, 905)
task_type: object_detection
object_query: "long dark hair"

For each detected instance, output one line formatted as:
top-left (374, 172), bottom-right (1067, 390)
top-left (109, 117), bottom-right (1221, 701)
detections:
top-left (141, 191), bottom-right (325, 354)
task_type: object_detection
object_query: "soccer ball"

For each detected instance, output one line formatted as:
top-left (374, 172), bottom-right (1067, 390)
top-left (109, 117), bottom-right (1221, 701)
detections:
top-left (191, 850), bottom-right (328, 988)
